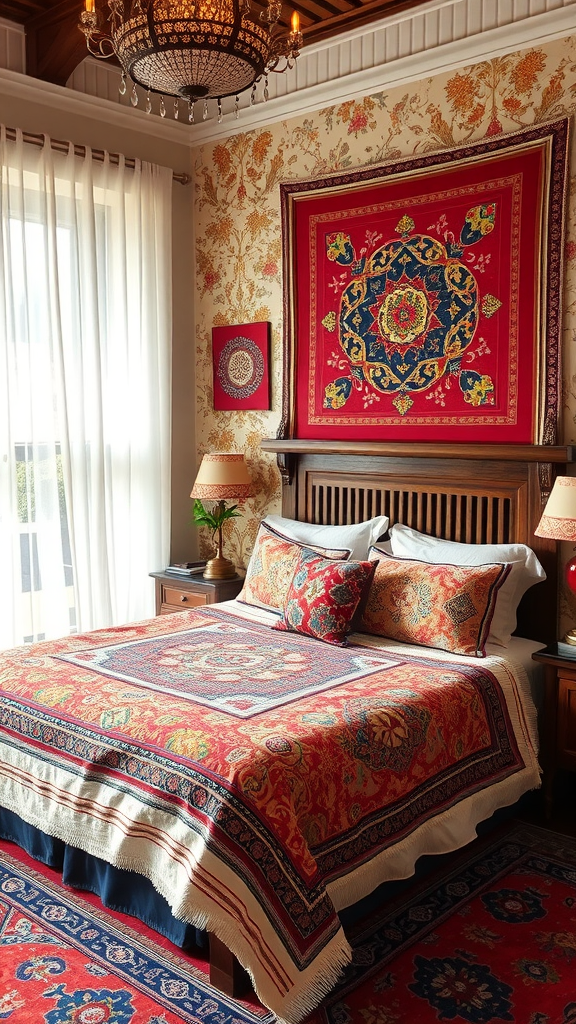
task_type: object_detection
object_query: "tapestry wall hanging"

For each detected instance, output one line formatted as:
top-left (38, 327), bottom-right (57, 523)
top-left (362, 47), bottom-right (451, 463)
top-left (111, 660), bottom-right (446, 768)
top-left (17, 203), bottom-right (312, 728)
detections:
top-left (212, 321), bottom-right (270, 410)
top-left (280, 119), bottom-right (568, 443)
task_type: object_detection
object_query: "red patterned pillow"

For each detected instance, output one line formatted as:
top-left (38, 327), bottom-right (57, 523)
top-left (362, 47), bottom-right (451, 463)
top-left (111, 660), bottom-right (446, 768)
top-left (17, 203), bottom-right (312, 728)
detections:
top-left (238, 521), bottom-right (350, 612)
top-left (360, 549), bottom-right (511, 657)
top-left (273, 548), bottom-right (377, 646)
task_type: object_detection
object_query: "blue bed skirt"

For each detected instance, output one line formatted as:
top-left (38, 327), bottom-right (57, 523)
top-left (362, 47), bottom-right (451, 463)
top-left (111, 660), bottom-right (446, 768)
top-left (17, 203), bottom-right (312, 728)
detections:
top-left (1, 797), bottom-right (532, 949)
top-left (0, 806), bottom-right (206, 951)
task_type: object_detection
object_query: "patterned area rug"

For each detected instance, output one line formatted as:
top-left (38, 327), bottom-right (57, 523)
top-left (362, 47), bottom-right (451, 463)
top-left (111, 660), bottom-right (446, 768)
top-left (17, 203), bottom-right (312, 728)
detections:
top-left (1, 821), bottom-right (575, 1024)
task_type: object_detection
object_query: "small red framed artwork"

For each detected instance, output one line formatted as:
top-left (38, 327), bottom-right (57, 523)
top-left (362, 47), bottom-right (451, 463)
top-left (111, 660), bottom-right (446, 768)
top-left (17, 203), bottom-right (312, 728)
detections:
top-left (280, 119), bottom-right (568, 443)
top-left (212, 322), bottom-right (271, 411)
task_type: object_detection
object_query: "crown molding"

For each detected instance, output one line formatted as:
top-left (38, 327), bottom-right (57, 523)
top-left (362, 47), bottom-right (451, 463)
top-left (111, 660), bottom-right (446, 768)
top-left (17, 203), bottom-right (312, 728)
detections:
top-left (1, 0), bottom-right (575, 147)
top-left (0, 66), bottom-right (192, 143)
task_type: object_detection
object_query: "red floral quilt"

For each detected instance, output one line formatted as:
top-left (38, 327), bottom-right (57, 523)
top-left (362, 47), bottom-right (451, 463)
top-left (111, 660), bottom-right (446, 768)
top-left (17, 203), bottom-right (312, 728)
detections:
top-left (0, 604), bottom-right (540, 1023)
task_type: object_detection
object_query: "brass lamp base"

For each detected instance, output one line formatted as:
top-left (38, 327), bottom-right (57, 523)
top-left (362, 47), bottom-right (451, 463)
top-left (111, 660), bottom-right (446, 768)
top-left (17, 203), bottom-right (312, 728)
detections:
top-left (203, 555), bottom-right (237, 580)
top-left (563, 628), bottom-right (576, 646)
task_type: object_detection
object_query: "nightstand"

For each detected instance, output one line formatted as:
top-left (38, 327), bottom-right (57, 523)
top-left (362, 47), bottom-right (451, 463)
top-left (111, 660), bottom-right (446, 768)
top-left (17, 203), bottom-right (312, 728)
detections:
top-left (532, 642), bottom-right (576, 817)
top-left (149, 571), bottom-right (244, 615)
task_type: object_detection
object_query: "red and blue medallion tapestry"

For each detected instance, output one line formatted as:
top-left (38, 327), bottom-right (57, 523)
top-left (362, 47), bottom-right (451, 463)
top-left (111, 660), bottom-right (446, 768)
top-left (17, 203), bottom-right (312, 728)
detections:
top-left (280, 120), bottom-right (568, 442)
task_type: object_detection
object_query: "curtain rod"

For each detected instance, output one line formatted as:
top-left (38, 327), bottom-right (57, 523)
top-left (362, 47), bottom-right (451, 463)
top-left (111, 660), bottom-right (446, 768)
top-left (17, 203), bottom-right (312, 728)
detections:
top-left (3, 125), bottom-right (192, 185)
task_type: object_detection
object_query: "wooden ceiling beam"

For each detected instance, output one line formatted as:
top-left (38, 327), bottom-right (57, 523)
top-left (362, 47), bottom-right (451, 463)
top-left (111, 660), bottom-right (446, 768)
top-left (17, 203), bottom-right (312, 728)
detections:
top-left (302, 0), bottom-right (434, 45)
top-left (26, 0), bottom-right (78, 31)
top-left (0, 0), bottom-right (43, 23)
top-left (25, 0), bottom-right (90, 86)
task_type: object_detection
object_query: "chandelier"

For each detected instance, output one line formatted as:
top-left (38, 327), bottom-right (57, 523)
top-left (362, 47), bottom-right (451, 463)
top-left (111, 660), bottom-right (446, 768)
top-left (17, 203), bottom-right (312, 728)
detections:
top-left (79, 0), bottom-right (303, 122)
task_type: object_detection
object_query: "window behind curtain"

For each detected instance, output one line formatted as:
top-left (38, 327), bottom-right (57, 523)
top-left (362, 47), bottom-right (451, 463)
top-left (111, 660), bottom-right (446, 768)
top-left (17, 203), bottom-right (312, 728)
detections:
top-left (0, 130), bottom-right (173, 649)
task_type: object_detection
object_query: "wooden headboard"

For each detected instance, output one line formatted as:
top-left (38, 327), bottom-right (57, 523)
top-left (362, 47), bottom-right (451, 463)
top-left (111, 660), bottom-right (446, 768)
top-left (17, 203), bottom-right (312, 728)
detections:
top-left (261, 440), bottom-right (576, 645)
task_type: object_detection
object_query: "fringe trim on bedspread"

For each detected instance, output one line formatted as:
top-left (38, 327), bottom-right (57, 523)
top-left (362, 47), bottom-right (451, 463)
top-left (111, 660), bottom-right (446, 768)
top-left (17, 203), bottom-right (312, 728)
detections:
top-left (0, 746), bottom-right (353, 1024)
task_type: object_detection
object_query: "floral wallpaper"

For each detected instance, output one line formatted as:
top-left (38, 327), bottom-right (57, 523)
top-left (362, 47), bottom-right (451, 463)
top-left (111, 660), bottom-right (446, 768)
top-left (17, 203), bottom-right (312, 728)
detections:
top-left (192, 35), bottom-right (576, 625)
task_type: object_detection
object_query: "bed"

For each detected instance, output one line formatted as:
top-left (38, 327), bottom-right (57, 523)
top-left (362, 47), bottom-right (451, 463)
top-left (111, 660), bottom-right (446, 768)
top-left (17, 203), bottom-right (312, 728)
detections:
top-left (0, 441), bottom-right (572, 1024)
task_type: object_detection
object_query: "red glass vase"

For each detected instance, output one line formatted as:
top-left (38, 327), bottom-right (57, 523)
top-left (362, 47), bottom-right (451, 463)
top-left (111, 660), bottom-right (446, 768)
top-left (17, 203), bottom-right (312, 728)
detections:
top-left (566, 555), bottom-right (576, 595)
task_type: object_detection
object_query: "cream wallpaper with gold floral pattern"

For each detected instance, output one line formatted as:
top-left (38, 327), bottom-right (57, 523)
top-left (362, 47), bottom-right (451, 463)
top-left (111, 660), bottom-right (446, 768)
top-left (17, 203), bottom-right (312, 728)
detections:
top-left (192, 35), bottom-right (576, 624)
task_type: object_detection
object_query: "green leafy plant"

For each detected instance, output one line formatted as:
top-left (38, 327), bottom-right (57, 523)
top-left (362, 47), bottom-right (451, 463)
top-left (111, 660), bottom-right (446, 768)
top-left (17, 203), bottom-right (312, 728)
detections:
top-left (192, 498), bottom-right (241, 536)
top-left (191, 498), bottom-right (243, 574)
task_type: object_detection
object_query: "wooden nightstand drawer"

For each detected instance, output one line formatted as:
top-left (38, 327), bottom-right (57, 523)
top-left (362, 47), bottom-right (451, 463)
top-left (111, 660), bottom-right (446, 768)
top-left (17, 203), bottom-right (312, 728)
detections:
top-left (162, 585), bottom-right (208, 611)
top-left (558, 671), bottom-right (576, 767)
top-left (150, 571), bottom-right (244, 615)
top-left (532, 643), bottom-right (576, 815)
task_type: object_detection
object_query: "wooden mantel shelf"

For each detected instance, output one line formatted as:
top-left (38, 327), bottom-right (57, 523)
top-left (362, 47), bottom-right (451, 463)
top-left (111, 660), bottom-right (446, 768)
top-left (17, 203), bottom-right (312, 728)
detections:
top-left (261, 439), bottom-right (576, 462)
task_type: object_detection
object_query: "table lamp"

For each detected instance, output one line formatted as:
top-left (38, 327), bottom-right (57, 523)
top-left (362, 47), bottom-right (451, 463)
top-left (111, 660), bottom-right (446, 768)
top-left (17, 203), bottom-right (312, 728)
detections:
top-left (534, 475), bottom-right (576, 644)
top-left (190, 453), bottom-right (252, 579)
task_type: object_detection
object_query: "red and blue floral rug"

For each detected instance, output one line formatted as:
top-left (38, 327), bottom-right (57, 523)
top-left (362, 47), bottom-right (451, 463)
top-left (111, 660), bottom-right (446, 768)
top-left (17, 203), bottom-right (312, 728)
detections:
top-left (1, 820), bottom-right (575, 1023)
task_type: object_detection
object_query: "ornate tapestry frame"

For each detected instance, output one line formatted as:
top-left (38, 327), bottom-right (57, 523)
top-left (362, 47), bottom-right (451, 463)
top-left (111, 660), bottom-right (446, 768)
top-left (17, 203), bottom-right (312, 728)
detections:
top-left (279, 119), bottom-right (569, 445)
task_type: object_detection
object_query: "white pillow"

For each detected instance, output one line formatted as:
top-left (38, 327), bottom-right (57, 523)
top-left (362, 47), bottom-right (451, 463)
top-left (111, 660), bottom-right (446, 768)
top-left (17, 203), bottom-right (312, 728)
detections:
top-left (264, 513), bottom-right (389, 561)
top-left (388, 523), bottom-right (546, 646)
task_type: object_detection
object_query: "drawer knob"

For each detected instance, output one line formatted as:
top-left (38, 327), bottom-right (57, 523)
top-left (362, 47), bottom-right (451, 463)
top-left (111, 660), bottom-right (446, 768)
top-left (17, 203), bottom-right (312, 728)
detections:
top-left (180, 595), bottom-right (188, 602)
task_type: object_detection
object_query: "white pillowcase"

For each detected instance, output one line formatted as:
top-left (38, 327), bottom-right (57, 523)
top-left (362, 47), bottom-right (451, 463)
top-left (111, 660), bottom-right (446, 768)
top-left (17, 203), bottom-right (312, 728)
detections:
top-left (388, 523), bottom-right (546, 646)
top-left (264, 513), bottom-right (389, 561)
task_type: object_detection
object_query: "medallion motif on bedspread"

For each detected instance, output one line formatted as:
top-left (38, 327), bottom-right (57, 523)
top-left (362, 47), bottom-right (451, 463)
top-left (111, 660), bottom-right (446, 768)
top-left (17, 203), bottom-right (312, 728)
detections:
top-left (339, 692), bottom-right (432, 772)
top-left (56, 621), bottom-right (397, 717)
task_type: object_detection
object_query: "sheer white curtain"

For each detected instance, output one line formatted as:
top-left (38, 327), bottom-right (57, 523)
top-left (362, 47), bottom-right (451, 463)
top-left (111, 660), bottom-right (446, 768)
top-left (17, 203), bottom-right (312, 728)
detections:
top-left (0, 128), bottom-right (172, 648)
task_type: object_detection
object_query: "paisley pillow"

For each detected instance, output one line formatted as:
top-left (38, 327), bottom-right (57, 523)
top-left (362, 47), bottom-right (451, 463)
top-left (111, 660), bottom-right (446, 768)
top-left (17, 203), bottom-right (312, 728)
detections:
top-left (388, 523), bottom-right (545, 646)
top-left (360, 549), bottom-right (511, 657)
top-left (238, 521), bottom-right (350, 613)
top-left (273, 547), bottom-right (377, 646)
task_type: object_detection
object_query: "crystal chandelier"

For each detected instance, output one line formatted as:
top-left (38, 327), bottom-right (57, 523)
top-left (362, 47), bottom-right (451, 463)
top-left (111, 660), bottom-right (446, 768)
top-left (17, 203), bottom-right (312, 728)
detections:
top-left (79, 0), bottom-right (303, 122)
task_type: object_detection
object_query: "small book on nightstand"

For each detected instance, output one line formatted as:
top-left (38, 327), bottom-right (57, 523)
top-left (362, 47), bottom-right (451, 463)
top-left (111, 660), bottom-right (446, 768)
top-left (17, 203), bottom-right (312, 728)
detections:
top-left (165, 562), bottom-right (206, 576)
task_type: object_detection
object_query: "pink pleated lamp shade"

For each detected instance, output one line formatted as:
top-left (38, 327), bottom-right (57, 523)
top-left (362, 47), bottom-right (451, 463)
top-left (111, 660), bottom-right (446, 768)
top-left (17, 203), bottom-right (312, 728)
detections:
top-left (535, 476), bottom-right (576, 542)
top-left (190, 453), bottom-right (252, 502)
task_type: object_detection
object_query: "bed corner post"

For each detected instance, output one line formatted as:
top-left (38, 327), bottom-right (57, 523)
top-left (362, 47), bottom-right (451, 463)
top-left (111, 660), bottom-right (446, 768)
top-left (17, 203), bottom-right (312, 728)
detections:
top-left (209, 934), bottom-right (250, 998)
top-left (537, 460), bottom-right (554, 507)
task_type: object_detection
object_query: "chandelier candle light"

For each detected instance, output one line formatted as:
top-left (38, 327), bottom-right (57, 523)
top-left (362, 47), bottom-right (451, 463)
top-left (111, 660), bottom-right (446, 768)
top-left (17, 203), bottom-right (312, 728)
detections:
top-left (535, 475), bottom-right (576, 645)
top-left (79, 0), bottom-right (303, 122)
top-left (190, 452), bottom-right (252, 579)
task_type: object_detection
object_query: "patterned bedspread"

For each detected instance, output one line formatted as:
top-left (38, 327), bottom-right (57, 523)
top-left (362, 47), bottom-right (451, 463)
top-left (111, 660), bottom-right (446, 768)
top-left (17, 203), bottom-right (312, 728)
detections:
top-left (0, 603), bottom-right (540, 1023)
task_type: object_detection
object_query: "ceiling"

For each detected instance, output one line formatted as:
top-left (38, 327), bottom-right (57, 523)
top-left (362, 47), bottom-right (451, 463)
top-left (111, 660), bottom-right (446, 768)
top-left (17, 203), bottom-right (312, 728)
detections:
top-left (0, 0), bottom-right (432, 88)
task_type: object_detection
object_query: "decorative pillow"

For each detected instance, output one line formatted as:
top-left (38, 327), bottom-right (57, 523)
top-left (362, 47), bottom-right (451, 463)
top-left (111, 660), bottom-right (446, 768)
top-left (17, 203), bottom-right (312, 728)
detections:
top-left (264, 512), bottom-right (389, 560)
top-left (238, 521), bottom-right (350, 612)
top-left (273, 548), bottom-right (377, 646)
top-left (388, 524), bottom-right (546, 647)
top-left (360, 549), bottom-right (511, 657)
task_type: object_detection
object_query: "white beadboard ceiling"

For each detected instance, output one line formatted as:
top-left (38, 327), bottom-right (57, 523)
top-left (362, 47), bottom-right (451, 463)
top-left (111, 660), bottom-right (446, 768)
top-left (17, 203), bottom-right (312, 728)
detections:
top-left (0, 0), bottom-right (574, 143)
